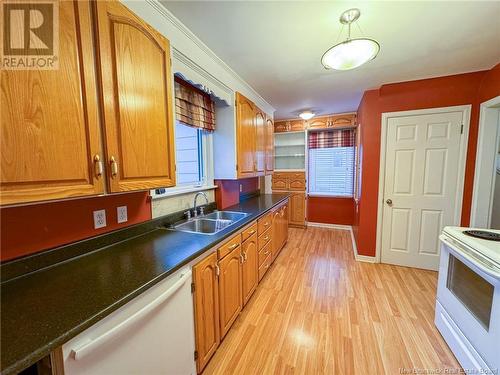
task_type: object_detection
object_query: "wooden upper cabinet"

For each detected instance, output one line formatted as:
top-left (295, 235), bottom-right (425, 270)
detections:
top-left (235, 92), bottom-right (256, 178)
top-left (265, 116), bottom-right (274, 174)
top-left (94, 1), bottom-right (176, 192)
top-left (218, 245), bottom-right (242, 338)
top-left (241, 233), bottom-right (258, 306)
top-left (193, 252), bottom-right (220, 373)
top-left (255, 109), bottom-right (266, 176)
top-left (0, 1), bottom-right (103, 205)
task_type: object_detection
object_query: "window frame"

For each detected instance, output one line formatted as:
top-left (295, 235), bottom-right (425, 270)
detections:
top-left (151, 121), bottom-right (215, 200)
top-left (306, 128), bottom-right (356, 198)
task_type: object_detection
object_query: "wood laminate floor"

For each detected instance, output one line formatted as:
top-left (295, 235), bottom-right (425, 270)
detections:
top-left (203, 227), bottom-right (460, 375)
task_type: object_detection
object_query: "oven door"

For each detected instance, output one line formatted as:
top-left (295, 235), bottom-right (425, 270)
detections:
top-left (436, 234), bottom-right (500, 371)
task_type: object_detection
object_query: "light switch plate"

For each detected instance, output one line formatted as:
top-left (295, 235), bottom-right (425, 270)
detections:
top-left (93, 209), bottom-right (106, 229)
top-left (117, 206), bottom-right (128, 223)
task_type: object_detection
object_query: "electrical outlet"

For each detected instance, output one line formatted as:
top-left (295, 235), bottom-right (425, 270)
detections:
top-left (239, 184), bottom-right (243, 192)
top-left (93, 209), bottom-right (107, 229)
top-left (117, 206), bottom-right (128, 223)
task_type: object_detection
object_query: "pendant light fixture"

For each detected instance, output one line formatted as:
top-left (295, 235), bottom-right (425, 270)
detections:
top-left (321, 8), bottom-right (380, 71)
top-left (299, 111), bottom-right (315, 120)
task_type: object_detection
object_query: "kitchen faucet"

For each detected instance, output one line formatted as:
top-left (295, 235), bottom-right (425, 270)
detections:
top-left (193, 192), bottom-right (209, 218)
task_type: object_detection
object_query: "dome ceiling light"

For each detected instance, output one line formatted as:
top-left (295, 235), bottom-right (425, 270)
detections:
top-left (321, 8), bottom-right (380, 71)
top-left (299, 111), bottom-right (315, 120)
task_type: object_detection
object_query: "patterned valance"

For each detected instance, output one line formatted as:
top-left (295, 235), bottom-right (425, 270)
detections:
top-left (308, 128), bottom-right (355, 149)
top-left (175, 77), bottom-right (215, 132)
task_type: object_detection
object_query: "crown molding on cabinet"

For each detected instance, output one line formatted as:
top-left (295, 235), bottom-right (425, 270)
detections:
top-left (141, 0), bottom-right (275, 115)
top-left (172, 48), bottom-right (233, 105)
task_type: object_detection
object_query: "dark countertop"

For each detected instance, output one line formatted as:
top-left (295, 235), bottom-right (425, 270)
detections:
top-left (0, 194), bottom-right (289, 375)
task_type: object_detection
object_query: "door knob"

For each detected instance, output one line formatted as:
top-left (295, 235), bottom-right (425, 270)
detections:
top-left (386, 199), bottom-right (393, 205)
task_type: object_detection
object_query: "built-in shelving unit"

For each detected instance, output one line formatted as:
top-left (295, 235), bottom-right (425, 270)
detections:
top-left (274, 131), bottom-right (306, 170)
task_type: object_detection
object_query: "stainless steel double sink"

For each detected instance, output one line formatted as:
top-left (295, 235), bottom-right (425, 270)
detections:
top-left (172, 211), bottom-right (249, 235)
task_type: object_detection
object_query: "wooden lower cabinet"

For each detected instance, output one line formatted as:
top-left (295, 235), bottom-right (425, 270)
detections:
top-left (192, 253), bottom-right (220, 373)
top-left (241, 233), bottom-right (258, 306)
top-left (218, 246), bottom-right (242, 338)
top-left (289, 193), bottom-right (306, 227)
top-left (271, 201), bottom-right (289, 261)
top-left (192, 207), bottom-right (288, 372)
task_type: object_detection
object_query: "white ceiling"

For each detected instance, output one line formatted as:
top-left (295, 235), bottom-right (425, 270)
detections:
top-left (161, 1), bottom-right (500, 119)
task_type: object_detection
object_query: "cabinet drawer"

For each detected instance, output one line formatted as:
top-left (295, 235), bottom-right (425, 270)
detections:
top-left (258, 228), bottom-right (272, 250)
top-left (258, 252), bottom-right (272, 281)
top-left (289, 179), bottom-right (306, 191)
top-left (241, 222), bottom-right (257, 242)
top-left (218, 234), bottom-right (241, 260)
top-left (288, 172), bottom-right (305, 179)
top-left (258, 241), bottom-right (272, 267)
top-left (258, 212), bottom-right (273, 234)
top-left (273, 172), bottom-right (288, 179)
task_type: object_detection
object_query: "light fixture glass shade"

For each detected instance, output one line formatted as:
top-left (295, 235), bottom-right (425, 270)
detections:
top-left (299, 111), bottom-right (315, 120)
top-left (322, 38), bottom-right (380, 70)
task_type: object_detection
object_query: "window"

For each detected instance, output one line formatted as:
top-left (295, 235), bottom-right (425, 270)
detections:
top-left (175, 121), bottom-right (204, 186)
top-left (308, 129), bottom-right (355, 197)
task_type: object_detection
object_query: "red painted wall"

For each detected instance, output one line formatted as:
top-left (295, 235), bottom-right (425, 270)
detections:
top-left (214, 177), bottom-right (259, 209)
top-left (354, 65), bottom-right (500, 257)
top-left (307, 197), bottom-right (355, 225)
top-left (1, 192), bottom-right (151, 262)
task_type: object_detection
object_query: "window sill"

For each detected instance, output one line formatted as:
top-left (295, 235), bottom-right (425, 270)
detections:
top-left (151, 185), bottom-right (218, 200)
top-left (307, 193), bottom-right (354, 199)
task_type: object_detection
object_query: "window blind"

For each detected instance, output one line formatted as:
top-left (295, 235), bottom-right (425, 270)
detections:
top-left (175, 77), bottom-right (216, 132)
top-left (308, 129), bottom-right (355, 197)
top-left (175, 122), bottom-right (203, 185)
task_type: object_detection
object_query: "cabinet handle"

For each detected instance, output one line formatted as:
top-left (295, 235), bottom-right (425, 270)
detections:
top-left (263, 222), bottom-right (270, 227)
top-left (243, 251), bottom-right (248, 261)
top-left (215, 263), bottom-right (220, 277)
top-left (264, 251), bottom-right (270, 256)
top-left (239, 253), bottom-right (245, 264)
top-left (228, 243), bottom-right (238, 251)
top-left (263, 235), bottom-right (270, 241)
top-left (247, 229), bottom-right (256, 235)
top-left (93, 155), bottom-right (103, 178)
top-left (110, 156), bottom-right (118, 177)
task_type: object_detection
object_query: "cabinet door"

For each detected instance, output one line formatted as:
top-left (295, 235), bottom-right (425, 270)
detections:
top-left (192, 253), bottom-right (220, 373)
top-left (241, 233), bottom-right (258, 306)
top-left (218, 246), bottom-right (242, 338)
top-left (289, 193), bottom-right (305, 227)
top-left (94, 1), bottom-right (176, 192)
top-left (236, 92), bottom-right (256, 177)
top-left (255, 109), bottom-right (265, 175)
top-left (1, 1), bottom-right (103, 205)
top-left (265, 116), bottom-right (274, 174)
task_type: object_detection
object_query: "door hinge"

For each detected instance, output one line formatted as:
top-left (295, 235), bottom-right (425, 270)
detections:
top-left (194, 350), bottom-right (198, 361)
top-left (460, 124), bottom-right (464, 134)
top-left (191, 282), bottom-right (195, 294)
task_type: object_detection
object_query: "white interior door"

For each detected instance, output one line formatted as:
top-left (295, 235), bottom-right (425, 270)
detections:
top-left (381, 110), bottom-right (464, 270)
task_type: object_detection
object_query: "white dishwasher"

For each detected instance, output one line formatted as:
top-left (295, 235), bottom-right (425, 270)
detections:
top-left (62, 267), bottom-right (196, 375)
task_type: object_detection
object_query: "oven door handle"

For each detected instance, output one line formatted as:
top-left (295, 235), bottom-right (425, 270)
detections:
top-left (440, 235), bottom-right (500, 280)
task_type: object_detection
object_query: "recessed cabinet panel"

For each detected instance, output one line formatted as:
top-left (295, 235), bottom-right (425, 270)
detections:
top-left (236, 93), bottom-right (256, 177)
top-left (0, 1), bottom-right (103, 205)
top-left (218, 246), bottom-right (242, 338)
top-left (241, 234), bottom-right (258, 306)
top-left (255, 110), bottom-right (266, 175)
top-left (192, 252), bottom-right (220, 373)
top-left (94, 1), bottom-right (176, 192)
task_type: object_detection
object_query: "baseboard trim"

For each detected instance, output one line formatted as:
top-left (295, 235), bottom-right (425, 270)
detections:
top-left (307, 222), bottom-right (377, 263)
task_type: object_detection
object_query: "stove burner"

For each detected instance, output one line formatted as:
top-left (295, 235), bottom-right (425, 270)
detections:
top-left (463, 230), bottom-right (500, 241)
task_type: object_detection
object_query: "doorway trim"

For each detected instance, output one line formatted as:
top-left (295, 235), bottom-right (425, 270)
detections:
top-left (375, 105), bottom-right (471, 262)
top-left (470, 95), bottom-right (500, 228)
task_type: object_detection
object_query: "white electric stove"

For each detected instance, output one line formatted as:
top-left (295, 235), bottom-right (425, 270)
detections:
top-left (435, 227), bottom-right (500, 373)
